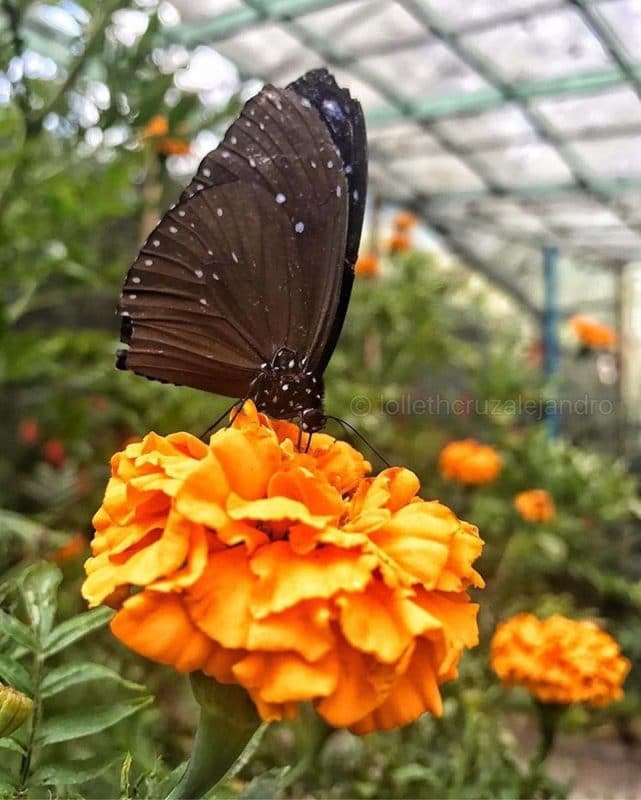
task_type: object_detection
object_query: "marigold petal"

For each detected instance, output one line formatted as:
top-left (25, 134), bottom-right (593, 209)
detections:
top-left (111, 591), bottom-right (214, 672)
top-left (233, 650), bottom-right (338, 703)
top-left (209, 427), bottom-right (281, 500)
top-left (315, 638), bottom-right (397, 727)
top-left (149, 525), bottom-right (209, 591)
top-left (216, 520), bottom-right (269, 553)
top-left (352, 641), bottom-right (443, 733)
top-left (337, 582), bottom-right (436, 663)
top-left (186, 547), bottom-right (254, 648)
top-left (228, 496), bottom-right (331, 530)
top-left (249, 542), bottom-right (376, 617)
top-left (247, 600), bottom-right (334, 661)
top-left (268, 468), bottom-right (344, 518)
top-left (174, 452), bottom-right (231, 528)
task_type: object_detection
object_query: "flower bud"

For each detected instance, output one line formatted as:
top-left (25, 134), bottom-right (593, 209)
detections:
top-left (0, 685), bottom-right (33, 737)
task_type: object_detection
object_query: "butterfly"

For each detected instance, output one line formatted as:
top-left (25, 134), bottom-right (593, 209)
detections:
top-left (116, 68), bottom-right (367, 434)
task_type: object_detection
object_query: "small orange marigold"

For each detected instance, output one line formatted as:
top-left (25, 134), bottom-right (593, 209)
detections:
top-left (439, 439), bottom-right (502, 486)
top-left (82, 401), bottom-right (484, 732)
top-left (388, 232), bottom-right (411, 254)
top-left (491, 613), bottom-right (630, 707)
top-left (569, 315), bottom-right (617, 350)
top-left (393, 211), bottom-right (418, 232)
top-left (514, 489), bottom-right (555, 523)
top-left (355, 252), bottom-right (379, 277)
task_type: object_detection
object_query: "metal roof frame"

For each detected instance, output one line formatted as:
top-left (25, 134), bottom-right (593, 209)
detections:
top-left (166, 0), bottom-right (641, 312)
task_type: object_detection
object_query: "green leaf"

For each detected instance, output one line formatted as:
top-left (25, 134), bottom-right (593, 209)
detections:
top-left (0, 738), bottom-right (25, 755)
top-left (0, 610), bottom-right (37, 651)
top-left (41, 662), bottom-right (145, 698)
top-left (236, 767), bottom-right (291, 799)
top-left (42, 607), bottom-right (113, 657)
top-left (38, 696), bottom-right (152, 745)
top-left (20, 562), bottom-right (62, 640)
top-left (0, 654), bottom-right (31, 694)
top-left (30, 756), bottom-right (119, 786)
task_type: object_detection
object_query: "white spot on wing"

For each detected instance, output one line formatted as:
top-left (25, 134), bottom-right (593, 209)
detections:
top-left (275, 193), bottom-right (286, 204)
top-left (169, 225), bottom-right (178, 233)
top-left (195, 269), bottom-right (203, 278)
top-left (144, 259), bottom-right (153, 266)
top-left (217, 208), bottom-right (223, 217)
top-left (295, 221), bottom-right (304, 234)
top-left (200, 297), bottom-right (208, 305)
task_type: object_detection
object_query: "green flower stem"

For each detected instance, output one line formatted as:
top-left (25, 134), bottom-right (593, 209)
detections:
top-left (531, 701), bottom-right (563, 770)
top-left (166, 673), bottom-right (261, 800)
top-left (17, 653), bottom-right (43, 793)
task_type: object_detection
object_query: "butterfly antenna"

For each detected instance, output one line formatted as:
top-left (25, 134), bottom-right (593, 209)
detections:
top-left (200, 400), bottom-right (242, 442)
top-left (325, 415), bottom-right (391, 468)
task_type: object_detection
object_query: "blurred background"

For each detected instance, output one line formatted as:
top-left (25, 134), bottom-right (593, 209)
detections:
top-left (1, 0), bottom-right (641, 797)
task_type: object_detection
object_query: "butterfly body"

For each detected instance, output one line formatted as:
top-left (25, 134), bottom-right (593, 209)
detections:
top-left (250, 347), bottom-right (325, 431)
top-left (117, 69), bottom-right (366, 433)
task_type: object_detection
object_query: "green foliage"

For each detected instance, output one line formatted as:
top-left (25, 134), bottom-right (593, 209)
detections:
top-left (0, 562), bottom-right (151, 796)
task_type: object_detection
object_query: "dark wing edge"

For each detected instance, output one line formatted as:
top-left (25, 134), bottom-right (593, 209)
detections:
top-left (287, 68), bottom-right (368, 372)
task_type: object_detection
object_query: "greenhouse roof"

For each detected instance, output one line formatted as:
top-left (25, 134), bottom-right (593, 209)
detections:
top-left (166, 0), bottom-right (641, 316)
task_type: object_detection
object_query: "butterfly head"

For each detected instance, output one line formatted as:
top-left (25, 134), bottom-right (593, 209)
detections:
top-left (251, 347), bottom-right (326, 432)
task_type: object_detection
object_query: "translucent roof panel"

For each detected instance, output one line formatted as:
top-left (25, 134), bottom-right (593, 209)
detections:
top-left (164, 0), bottom-right (641, 314)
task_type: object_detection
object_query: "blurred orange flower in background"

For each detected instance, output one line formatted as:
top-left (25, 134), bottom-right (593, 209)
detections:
top-left (18, 417), bottom-right (40, 445)
top-left (388, 232), bottom-right (411, 254)
top-left (142, 114), bottom-right (169, 139)
top-left (514, 489), bottom-right (555, 523)
top-left (569, 315), bottom-right (617, 350)
top-left (43, 439), bottom-right (66, 468)
top-left (491, 613), bottom-right (629, 707)
top-left (439, 439), bottom-right (502, 486)
top-left (52, 532), bottom-right (89, 565)
top-left (141, 114), bottom-right (191, 157)
top-left (82, 401), bottom-right (484, 733)
top-left (156, 137), bottom-right (191, 156)
top-left (355, 252), bottom-right (379, 277)
top-left (393, 211), bottom-right (418, 232)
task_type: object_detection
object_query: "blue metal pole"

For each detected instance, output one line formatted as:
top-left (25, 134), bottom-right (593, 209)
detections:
top-left (542, 245), bottom-right (560, 437)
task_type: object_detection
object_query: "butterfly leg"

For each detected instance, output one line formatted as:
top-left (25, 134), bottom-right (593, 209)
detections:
top-left (200, 399), bottom-right (242, 441)
top-left (296, 411), bottom-right (304, 451)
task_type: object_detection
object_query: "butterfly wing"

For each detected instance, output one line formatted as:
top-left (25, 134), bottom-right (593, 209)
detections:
top-left (286, 68), bottom-right (367, 372)
top-left (118, 81), bottom-right (349, 395)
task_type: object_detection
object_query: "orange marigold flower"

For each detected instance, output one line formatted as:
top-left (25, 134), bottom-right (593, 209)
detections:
top-left (393, 211), bottom-right (418, 232)
top-left (355, 252), bottom-right (379, 277)
top-left (18, 417), bottom-right (40, 445)
top-left (156, 136), bottom-right (191, 156)
top-left (52, 532), bottom-right (89, 564)
top-left (43, 439), bottom-right (66, 468)
top-left (82, 401), bottom-right (484, 733)
top-left (569, 315), bottom-right (617, 349)
top-left (142, 114), bottom-right (169, 139)
top-left (514, 489), bottom-right (555, 523)
top-left (439, 439), bottom-right (501, 486)
top-left (388, 232), bottom-right (411, 254)
top-left (491, 613), bottom-right (630, 707)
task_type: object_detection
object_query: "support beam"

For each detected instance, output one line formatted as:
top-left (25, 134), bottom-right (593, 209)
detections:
top-left (166, 0), bottom-right (346, 44)
top-left (365, 65), bottom-right (638, 126)
top-left (542, 245), bottom-right (560, 438)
